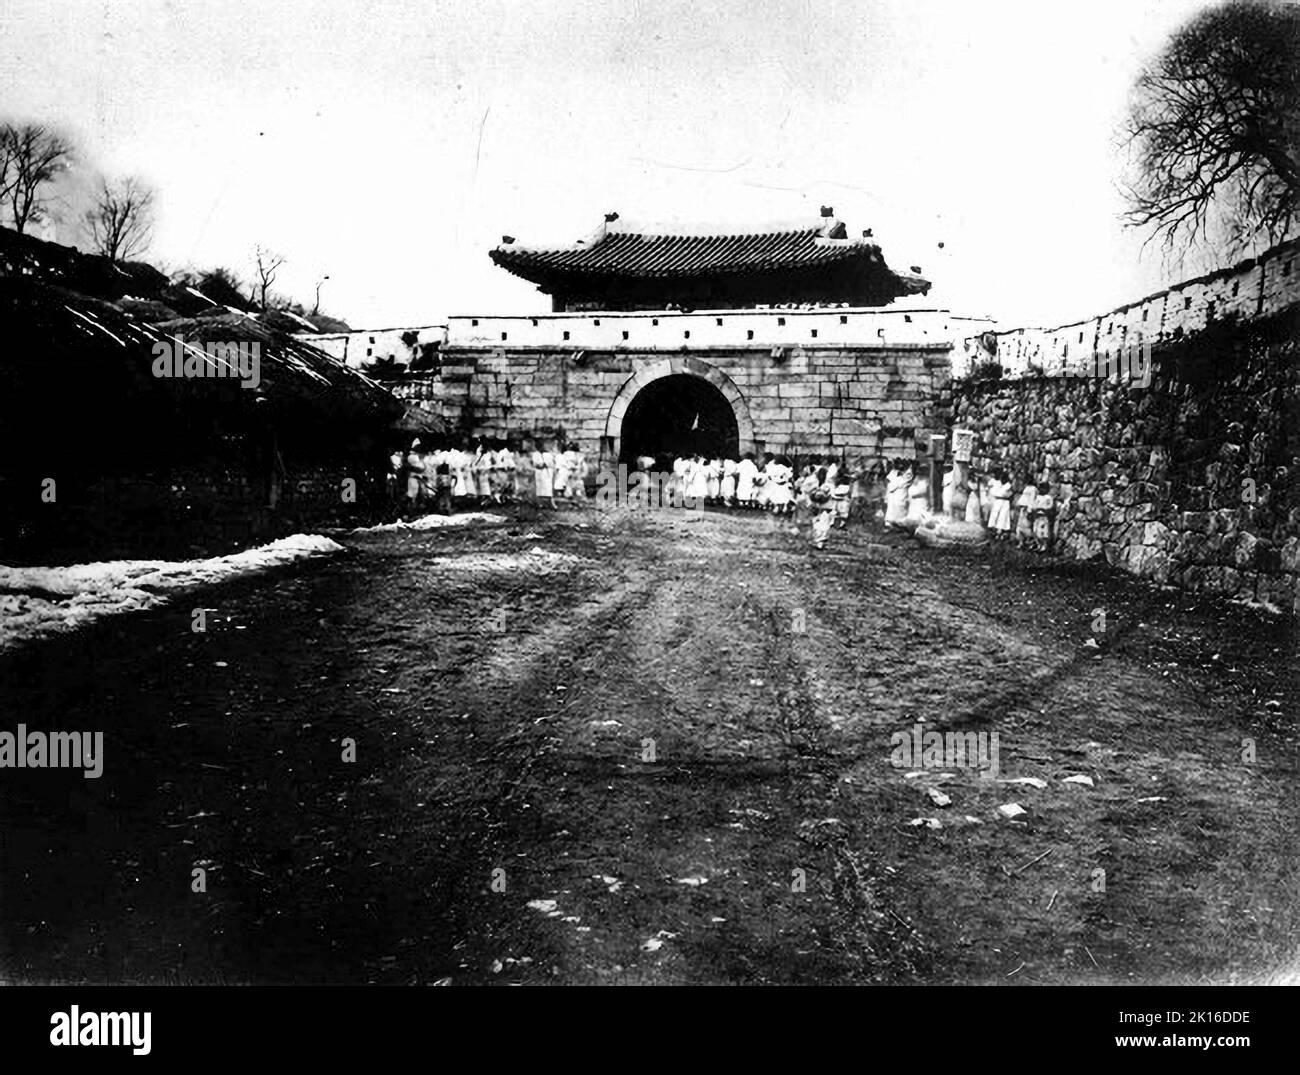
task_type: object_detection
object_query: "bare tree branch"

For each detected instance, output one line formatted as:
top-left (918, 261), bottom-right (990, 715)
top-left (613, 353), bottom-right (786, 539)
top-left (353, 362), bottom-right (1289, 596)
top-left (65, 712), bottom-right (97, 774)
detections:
top-left (253, 245), bottom-right (286, 311)
top-left (0, 122), bottom-right (74, 234)
top-left (84, 176), bottom-right (155, 262)
top-left (1122, 0), bottom-right (1300, 259)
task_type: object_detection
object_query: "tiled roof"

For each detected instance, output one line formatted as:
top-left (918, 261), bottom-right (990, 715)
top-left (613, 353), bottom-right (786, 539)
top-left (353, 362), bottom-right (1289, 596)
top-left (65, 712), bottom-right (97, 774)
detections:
top-left (491, 228), bottom-right (888, 280)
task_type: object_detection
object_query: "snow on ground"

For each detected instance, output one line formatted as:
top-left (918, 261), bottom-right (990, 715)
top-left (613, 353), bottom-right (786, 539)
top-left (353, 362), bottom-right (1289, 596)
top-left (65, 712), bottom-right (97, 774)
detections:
top-left (281, 310), bottom-right (320, 331)
top-left (0, 534), bottom-right (344, 652)
top-left (347, 512), bottom-right (506, 534)
top-left (424, 546), bottom-right (587, 574)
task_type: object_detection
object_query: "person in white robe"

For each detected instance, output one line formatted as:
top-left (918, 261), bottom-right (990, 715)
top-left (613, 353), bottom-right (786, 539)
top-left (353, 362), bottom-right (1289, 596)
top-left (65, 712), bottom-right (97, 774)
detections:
top-left (884, 461), bottom-right (911, 530)
top-left (670, 455), bottom-right (688, 504)
top-left (532, 441), bottom-right (556, 508)
top-left (720, 458), bottom-right (738, 506)
top-left (472, 442), bottom-right (493, 501)
top-left (907, 468), bottom-right (930, 525)
top-left (686, 455), bottom-right (709, 504)
top-left (736, 453), bottom-right (758, 508)
top-left (553, 445), bottom-right (572, 504)
top-left (451, 445), bottom-right (472, 500)
top-left (563, 444), bottom-right (586, 501)
top-left (754, 455), bottom-right (772, 509)
top-left (705, 458), bottom-right (721, 502)
top-left (965, 471), bottom-right (985, 525)
top-left (767, 458), bottom-right (794, 514)
top-left (1015, 477), bottom-right (1038, 548)
top-left (986, 470), bottom-right (1013, 538)
top-left (495, 444), bottom-right (516, 502)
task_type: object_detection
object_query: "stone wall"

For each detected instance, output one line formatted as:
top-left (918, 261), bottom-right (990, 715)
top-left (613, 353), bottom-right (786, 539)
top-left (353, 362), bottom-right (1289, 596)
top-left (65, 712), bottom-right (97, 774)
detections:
top-left (392, 342), bottom-right (955, 469)
top-left (952, 308), bottom-right (1300, 612)
top-left (306, 325), bottom-right (448, 369)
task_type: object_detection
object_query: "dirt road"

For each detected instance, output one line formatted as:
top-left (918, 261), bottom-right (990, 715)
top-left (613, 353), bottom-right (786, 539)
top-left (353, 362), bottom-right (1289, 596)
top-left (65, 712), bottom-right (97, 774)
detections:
top-left (1, 505), bottom-right (1296, 984)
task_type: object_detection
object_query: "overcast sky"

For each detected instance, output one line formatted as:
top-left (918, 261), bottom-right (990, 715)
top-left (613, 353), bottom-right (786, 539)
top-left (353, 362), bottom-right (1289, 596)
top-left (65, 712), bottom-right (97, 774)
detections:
top-left (1, 0), bottom-right (1236, 328)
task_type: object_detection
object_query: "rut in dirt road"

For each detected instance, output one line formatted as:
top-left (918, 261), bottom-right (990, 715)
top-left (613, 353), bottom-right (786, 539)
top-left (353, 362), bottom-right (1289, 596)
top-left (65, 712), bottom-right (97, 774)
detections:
top-left (1, 507), bottom-right (1296, 985)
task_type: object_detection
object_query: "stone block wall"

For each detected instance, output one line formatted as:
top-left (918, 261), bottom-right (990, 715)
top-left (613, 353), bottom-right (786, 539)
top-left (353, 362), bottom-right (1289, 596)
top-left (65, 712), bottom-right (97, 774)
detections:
top-left (391, 342), bottom-right (954, 470)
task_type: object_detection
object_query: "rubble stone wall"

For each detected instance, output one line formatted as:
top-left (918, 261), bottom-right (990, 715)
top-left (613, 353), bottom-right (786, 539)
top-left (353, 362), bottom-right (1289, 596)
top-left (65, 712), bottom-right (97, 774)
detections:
top-left (953, 308), bottom-right (1300, 612)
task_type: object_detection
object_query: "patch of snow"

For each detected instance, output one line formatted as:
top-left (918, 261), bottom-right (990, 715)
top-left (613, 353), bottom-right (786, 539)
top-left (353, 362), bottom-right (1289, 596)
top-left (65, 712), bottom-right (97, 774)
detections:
top-left (0, 534), bottom-right (344, 651)
top-left (281, 310), bottom-right (319, 331)
top-left (66, 306), bottom-right (127, 347)
top-left (423, 548), bottom-right (586, 574)
top-left (348, 512), bottom-right (505, 534)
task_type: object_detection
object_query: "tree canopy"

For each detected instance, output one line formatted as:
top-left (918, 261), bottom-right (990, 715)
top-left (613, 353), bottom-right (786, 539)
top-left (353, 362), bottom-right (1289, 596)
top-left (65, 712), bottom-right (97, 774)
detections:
top-left (1123, 0), bottom-right (1300, 253)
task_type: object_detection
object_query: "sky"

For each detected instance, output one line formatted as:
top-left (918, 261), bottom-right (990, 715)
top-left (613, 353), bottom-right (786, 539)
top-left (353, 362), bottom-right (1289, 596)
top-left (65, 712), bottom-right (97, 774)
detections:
top-left (0, 0), bottom-right (1241, 329)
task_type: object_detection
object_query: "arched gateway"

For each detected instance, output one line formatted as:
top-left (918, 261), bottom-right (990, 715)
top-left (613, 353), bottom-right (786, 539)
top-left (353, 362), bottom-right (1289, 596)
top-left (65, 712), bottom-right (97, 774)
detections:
top-left (605, 356), bottom-right (754, 466)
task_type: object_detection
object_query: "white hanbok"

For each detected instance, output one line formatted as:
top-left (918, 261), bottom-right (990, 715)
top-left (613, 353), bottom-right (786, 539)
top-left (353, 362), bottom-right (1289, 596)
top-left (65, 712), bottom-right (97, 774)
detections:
top-left (451, 449), bottom-right (472, 498)
top-left (884, 469), bottom-right (910, 526)
top-left (986, 479), bottom-right (1012, 532)
top-left (686, 460), bottom-right (709, 502)
top-left (767, 463), bottom-right (793, 508)
top-left (705, 459), bottom-right (721, 500)
top-left (553, 452), bottom-right (572, 495)
top-left (720, 459), bottom-right (738, 501)
top-left (965, 479), bottom-right (985, 524)
top-left (735, 458), bottom-right (757, 503)
top-left (907, 475), bottom-right (930, 523)
top-left (563, 449), bottom-right (586, 498)
top-left (533, 450), bottom-right (555, 498)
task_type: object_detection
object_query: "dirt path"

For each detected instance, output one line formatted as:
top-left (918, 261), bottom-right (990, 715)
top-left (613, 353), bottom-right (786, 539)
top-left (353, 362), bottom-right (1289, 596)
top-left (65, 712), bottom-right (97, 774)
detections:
top-left (1, 505), bottom-right (1296, 984)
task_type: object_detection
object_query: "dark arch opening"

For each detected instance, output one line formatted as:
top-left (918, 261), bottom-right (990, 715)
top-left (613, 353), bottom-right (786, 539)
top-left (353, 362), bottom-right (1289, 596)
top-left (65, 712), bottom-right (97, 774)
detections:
top-left (618, 374), bottom-right (739, 467)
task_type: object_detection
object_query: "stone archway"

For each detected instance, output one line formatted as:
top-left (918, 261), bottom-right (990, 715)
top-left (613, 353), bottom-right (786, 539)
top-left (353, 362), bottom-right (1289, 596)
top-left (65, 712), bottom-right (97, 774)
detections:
top-left (605, 356), bottom-right (754, 463)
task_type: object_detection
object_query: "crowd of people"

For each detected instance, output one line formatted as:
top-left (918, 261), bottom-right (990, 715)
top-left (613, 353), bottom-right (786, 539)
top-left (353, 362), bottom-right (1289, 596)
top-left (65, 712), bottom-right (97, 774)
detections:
top-left (630, 452), bottom-right (859, 550)
top-left (388, 436), bottom-right (1056, 552)
top-left (389, 438), bottom-right (589, 515)
top-left (883, 459), bottom-right (1056, 550)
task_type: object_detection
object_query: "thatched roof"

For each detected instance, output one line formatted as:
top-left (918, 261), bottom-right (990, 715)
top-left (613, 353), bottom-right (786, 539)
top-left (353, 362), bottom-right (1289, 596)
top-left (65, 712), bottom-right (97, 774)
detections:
top-left (0, 277), bottom-right (402, 455)
top-left (392, 402), bottom-right (448, 436)
top-left (0, 226), bottom-right (169, 302)
top-left (149, 307), bottom-right (400, 424)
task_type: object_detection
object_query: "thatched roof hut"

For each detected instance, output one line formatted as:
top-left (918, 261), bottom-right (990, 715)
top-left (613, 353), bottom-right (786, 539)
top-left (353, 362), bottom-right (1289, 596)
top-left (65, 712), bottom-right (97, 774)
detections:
top-left (0, 226), bottom-right (169, 303)
top-left (1, 277), bottom-right (402, 470)
top-left (393, 401), bottom-right (449, 438)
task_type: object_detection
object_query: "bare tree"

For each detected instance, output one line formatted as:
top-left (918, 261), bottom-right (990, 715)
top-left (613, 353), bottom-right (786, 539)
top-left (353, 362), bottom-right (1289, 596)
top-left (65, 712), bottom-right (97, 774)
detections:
top-left (1122, 0), bottom-right (1300, 255)
top-left (253, 245), bottom-right (286, 311)
top-left (0, 122), bottom-right (74, 234)
top-left (0, 136), bottom-right (15, 214)
top-left (313, 273), bottom-right (329, 315)
top-left (85, 176), bottom-right (155, 261)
